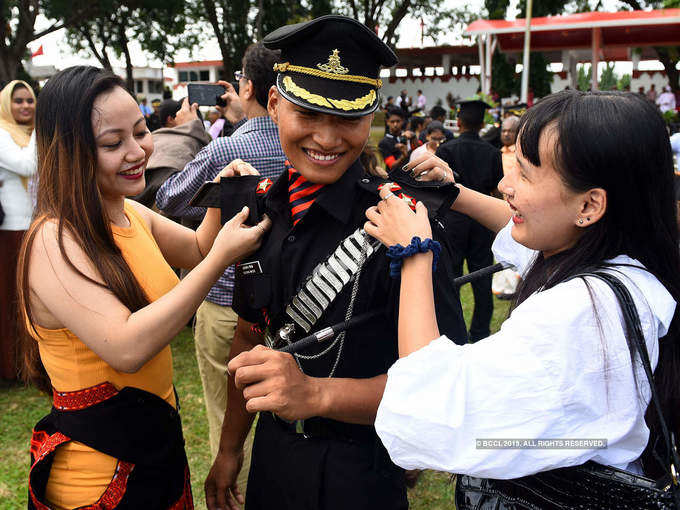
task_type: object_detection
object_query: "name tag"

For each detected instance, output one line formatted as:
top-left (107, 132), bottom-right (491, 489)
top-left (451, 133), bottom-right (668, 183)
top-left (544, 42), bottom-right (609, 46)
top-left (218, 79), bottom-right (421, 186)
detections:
top-left (238, 261), bottom-right (263, 276)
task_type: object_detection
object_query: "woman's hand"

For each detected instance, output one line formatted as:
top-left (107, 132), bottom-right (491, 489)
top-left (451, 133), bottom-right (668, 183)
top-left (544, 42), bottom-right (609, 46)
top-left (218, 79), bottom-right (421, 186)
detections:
top-left (364, 185), bottom-right (432, 247)
top-left (403, 152), bottom-right (455, 183)
top-left (207, 207), bottom-right (271, 269)
top-left (213, 159), bottom-right (261, 182)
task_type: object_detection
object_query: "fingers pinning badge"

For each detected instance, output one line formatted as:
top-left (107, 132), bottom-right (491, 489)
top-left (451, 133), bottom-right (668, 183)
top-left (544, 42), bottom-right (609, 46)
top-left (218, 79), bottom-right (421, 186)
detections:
top-left (398, 193), bottom-right (417, 211)
top-left (378, 182), bottom-right (417, 211)
top-left (378, 182), bottom-right (402, 193)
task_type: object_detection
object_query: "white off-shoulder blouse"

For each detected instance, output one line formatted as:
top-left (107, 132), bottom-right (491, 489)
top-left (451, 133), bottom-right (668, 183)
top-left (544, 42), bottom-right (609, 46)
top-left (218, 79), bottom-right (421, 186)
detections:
top-left (375, 220), bottom-right (675, 479)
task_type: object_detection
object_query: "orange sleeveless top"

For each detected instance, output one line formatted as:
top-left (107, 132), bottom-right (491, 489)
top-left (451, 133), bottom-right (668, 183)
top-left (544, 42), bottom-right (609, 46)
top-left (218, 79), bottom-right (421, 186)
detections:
top-left (33, 201), bottom-right (180, 509)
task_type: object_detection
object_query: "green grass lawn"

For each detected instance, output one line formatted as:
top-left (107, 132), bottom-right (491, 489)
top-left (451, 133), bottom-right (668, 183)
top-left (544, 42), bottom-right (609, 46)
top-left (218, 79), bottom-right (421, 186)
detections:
top-left (0, 282), bottom-right (510, 510)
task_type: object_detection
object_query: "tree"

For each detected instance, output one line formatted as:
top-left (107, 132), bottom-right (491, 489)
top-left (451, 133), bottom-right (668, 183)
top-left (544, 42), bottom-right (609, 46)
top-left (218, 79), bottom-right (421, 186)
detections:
top-left (193, 0), bottom-right (329, 85)
top-left (484, 0), bottom-right (519, 98)
top-left (48, 0), bottom-right (194, 92)
top-left (0, 0), bottom-right (94, 84)
top-left (338, 0), bottom-right (456, 48)
top-left (599, 62), bottom-right (619, 90)
top-left (577, 64), bottom-right (591, 91)
top-left (617, 73), bottom-right (631, 91)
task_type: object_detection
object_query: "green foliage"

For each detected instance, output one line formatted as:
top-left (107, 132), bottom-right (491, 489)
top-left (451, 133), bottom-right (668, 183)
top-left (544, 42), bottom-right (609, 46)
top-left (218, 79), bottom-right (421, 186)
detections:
top-left (193, 0), bottom-right (336, 85)
top-left (45, 0), bottom-right (197, 88)
top-left (663, 109), bottom-right (679, 125)
top-left (528, 52), bottom-right (552, 98)
top-left (491, 52), bottom-right (518, 98)
top-left (577, 64), bottom-right (591, 91)
top-left (485, 0), bottom-right (510, 19)
top-left (599, 62), bottom-right (618, 91)
top-left (423, 5), bottom-right (478, 46)
top-left (517, 0), bottom-right (569, 16)
top-left (617, 73), bottom-right (631, 91)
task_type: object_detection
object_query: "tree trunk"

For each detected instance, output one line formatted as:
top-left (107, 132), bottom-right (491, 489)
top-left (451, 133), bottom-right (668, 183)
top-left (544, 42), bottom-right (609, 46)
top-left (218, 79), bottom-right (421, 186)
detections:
top-left (118, 22), bottom-right (135, 93)
top-left (202, 0), bottom-right (233, 81)
top-left (654, 46), bottom-right (679, 94)
top-left (382, 0), bottom-right (411, 47)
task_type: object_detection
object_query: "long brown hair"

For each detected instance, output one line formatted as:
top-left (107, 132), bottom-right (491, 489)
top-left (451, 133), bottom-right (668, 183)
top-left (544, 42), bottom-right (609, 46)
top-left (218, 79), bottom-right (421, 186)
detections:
top-left (17, 66), bottom-right (150, 394)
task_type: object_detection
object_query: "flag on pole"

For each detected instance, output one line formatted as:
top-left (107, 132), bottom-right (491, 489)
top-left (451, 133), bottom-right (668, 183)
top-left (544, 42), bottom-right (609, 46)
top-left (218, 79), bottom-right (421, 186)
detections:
top-left (31, 45), bottom-right (44, 58)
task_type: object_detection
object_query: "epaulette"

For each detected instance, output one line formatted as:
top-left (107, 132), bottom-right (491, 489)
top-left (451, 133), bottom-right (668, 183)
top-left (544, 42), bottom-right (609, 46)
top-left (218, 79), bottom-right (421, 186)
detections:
top-left (356, 170), bottom-right (459, 220)
top-left (188, 175), bottom-right (273, 225)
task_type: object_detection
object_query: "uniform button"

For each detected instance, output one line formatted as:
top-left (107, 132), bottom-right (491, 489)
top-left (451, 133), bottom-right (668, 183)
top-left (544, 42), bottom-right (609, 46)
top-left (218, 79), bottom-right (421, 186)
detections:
top-left (361, 178), bottom-right (369, 183)
top-left (287, 235), bottom-right (296, 243)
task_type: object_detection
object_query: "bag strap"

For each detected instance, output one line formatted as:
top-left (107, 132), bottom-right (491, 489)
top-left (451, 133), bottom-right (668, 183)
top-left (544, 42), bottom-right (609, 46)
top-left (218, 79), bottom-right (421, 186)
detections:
top-left (577, 270), bottom-right (680, 489)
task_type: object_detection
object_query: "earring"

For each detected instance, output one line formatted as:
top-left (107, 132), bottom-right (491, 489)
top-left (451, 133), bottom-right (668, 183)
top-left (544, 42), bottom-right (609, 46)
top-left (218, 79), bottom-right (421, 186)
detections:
top-left (586, 217), bottom-right (590, 221)
top-left (578, 219), bottom-right (584, 224)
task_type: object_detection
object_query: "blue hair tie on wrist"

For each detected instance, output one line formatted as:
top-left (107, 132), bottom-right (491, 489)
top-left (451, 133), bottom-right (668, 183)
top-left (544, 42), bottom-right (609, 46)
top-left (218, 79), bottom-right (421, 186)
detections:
top-left (386, 237), bottom-right (441, 278)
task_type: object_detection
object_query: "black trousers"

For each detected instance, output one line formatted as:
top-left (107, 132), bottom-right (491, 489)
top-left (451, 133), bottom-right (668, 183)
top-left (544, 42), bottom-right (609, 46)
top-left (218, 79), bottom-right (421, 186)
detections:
top-left (465, 221), bottom-right (494, 342)
top-left (449, 219), bottom-right (494, 343)
top-left (246, 412), bottom-right (408, 510)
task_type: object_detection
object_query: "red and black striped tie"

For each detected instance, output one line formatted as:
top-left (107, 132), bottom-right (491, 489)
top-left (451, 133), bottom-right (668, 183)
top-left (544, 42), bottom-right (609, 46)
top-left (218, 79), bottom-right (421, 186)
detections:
top-left (288, 168), bottom-right (324, 226)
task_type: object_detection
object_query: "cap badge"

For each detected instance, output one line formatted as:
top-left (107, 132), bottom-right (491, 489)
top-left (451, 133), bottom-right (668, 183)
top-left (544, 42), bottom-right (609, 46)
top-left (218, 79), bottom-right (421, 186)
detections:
top-left (317, 49), bottom-right (349, 75)
top-left (256, 178), bottom-right (273, 194)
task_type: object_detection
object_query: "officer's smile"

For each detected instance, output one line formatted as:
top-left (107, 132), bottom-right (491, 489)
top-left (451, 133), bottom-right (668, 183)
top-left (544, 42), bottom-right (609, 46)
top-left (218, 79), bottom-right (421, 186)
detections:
top-left (302, 148), bottom-right (345, 165)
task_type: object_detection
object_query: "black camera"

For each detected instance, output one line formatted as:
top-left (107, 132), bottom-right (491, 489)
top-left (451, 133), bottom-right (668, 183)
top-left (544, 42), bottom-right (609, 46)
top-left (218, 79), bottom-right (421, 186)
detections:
top-left (398, 135), bottom-right (408, 144)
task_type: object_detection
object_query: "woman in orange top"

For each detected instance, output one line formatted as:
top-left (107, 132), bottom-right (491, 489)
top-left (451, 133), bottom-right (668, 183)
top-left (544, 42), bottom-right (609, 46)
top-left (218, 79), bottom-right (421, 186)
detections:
top-left (17, 66), bottom-right (269, 510)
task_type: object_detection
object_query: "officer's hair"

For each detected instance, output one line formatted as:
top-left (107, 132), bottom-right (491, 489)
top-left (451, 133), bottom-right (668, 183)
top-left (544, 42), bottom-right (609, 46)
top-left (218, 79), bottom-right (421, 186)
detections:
top-left (242, 43), bottom-right (281, 110)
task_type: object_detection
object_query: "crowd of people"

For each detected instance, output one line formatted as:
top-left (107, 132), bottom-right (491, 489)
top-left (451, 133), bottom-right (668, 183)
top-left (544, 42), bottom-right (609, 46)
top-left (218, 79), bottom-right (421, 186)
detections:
top-left (2, 12), bottom-right (680, 510)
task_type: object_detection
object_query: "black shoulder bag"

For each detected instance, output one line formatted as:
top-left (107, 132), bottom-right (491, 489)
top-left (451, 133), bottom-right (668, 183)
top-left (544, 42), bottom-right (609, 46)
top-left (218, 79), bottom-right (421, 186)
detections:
top-left (456, 271), bottom-right (680, 510)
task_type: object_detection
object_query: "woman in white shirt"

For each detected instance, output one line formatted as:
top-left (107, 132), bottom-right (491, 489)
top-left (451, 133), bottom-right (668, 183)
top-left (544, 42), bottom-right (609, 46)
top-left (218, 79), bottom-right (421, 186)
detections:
top-left (0, 80), bottom-right (37, 381)
top-left (365, 90), bottom-right (680, 506)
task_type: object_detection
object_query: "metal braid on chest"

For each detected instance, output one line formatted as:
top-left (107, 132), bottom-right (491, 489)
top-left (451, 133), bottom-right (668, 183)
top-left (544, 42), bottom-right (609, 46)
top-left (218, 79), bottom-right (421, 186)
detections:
top-left (283, 228), bottom-right (381, 335)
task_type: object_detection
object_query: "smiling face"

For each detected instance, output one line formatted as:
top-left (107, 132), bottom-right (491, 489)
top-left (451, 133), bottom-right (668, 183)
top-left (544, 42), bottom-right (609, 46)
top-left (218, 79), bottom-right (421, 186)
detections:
top-left (268, 89), bottom-right (372, 184)
top-left (92, 86), bottom-right (153, 202)
top-left (498, 127), bottom-right (587, 258)
top-left (11, 86), bottom-right (35, 125)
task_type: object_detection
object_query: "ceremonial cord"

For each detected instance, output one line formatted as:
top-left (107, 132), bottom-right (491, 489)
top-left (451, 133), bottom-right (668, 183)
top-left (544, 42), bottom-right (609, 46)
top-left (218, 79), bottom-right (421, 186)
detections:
top-left (386, 237), bottom-right (441, 278)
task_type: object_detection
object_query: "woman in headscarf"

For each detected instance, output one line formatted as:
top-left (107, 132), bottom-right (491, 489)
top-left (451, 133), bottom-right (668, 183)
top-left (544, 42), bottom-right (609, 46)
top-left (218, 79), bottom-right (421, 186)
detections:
top-left (0, 79), bottom-right (37, 381)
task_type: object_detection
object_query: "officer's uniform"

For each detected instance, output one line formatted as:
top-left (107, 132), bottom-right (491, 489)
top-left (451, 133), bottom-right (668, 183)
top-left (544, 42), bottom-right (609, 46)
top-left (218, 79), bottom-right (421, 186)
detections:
top-left (436, 99), bottom-right (503, 342)
top-left (226, 15), bottom-right (468, 510)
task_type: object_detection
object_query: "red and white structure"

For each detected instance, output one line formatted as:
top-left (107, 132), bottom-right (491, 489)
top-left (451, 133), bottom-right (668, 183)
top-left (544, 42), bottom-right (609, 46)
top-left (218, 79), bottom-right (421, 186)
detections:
top-left (466, 8), bottom-right (680, 94)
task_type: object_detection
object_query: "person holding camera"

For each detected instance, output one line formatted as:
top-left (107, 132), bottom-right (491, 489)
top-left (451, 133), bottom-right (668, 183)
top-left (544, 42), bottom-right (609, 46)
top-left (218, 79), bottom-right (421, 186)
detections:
top-left (378, 107), bottom-right (415, 172)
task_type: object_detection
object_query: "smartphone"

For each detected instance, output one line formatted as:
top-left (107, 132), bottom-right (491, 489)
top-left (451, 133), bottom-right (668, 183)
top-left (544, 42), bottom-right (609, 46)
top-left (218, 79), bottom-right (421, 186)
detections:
top-left (187, 84), bottom-right (227, 107)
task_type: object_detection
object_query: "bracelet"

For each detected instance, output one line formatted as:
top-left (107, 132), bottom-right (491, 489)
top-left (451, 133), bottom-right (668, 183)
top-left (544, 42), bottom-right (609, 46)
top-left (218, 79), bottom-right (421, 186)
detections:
top-left (386, 236), bottom-right (441, 278)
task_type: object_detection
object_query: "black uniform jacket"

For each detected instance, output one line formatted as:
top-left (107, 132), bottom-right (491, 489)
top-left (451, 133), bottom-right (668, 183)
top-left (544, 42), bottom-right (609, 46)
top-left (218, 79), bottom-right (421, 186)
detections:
top-left (233, 159), bottom-right (467, 384)
top-left (436, 131), bottom-right (503, 195)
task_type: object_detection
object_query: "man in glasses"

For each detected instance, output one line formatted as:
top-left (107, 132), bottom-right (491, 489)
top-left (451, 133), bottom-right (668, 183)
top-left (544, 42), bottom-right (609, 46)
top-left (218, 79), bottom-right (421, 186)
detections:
top-left (156, 42), bottom-right (286, 496)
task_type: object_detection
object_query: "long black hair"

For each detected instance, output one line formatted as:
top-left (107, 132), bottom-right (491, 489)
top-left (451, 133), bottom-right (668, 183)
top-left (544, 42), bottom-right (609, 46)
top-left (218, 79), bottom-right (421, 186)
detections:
top-left (17, 66), bottom-right (150, 393)
top-left (513, 90), bottom-right (680, 477)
